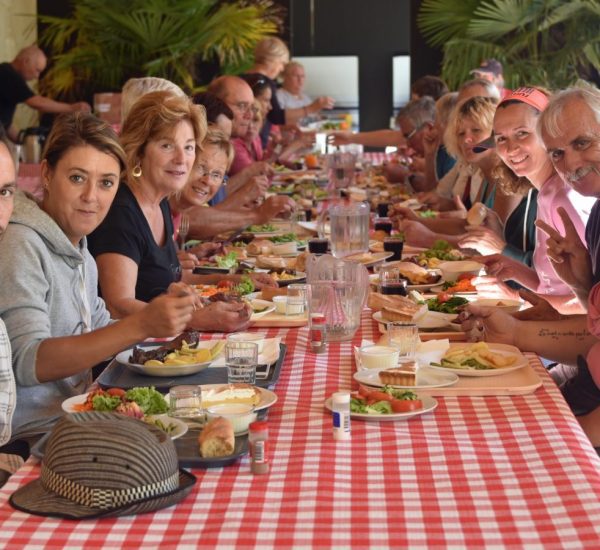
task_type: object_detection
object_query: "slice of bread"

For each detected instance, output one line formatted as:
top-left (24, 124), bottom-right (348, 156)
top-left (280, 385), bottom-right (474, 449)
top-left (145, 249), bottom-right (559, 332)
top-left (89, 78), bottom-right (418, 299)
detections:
top-left (199, 417), bottom-right (234, 457)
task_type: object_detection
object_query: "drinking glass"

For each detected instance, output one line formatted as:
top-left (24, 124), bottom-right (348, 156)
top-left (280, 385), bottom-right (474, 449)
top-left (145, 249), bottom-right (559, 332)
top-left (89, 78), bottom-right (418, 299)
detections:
top-left (226, 342), bottom-right (258, 384)
top-left (286, 284), bottom-right (308, 316)
top-left (378, 265), bottom-right (407, 296)
top-left (386, 322), bottom-right (419, 359)
top-left (169, 385), bottom-right (203, 419)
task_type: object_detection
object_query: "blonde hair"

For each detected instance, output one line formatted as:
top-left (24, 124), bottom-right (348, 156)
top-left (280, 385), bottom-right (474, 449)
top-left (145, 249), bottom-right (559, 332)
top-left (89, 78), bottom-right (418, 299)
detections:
top-left (121, 77), bottom-right (186, 122)
top-left (202, 127), bottom-right (234, 170)
top-left (444, 96), bottom-right (497, 162)
top-left (254, 37), bottom-right (289, 65)
top-left (435, 92), bottom-right (459, 128)
top-left (43, 112), bottom-right (126, 176)
top-left (120, 91), bottom-right (207, 184)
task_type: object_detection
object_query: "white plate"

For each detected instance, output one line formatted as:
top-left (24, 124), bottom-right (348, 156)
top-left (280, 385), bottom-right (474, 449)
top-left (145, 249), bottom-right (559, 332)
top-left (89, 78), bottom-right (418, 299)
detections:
top-left (324, 395), bottom-right (438, 422)
top-left (369, 272), bottom-right (444, 292)
top-left (115, 346), bottom-right (213, 377)
top-left (145, 414), bottom-right (188, 440)
top-left (426, 343), bottom-right (528, 377)
top-left (354, 367), bottom-right (458, 390)
top-left (372, 310), bottom-right (458, 332)
top-left (168, 384), bottom-right (278, 412)
top-left (296, 221), bottom-right (328, 235)
top-left (248, 299), bottom-right (276, 320)
top-left (62, 393), bottom-right (169, 415)
top-left (345, 251), bottom-right (394, 267)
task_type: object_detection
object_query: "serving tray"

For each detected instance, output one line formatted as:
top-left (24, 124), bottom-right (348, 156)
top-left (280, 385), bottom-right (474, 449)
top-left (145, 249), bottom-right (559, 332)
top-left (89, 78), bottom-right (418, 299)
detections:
top-left (97, 344), bottom-right (287, 392)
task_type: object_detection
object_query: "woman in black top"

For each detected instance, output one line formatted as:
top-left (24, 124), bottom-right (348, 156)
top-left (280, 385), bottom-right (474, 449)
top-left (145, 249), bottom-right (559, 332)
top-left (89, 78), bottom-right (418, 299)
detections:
top-left (88, 91), bottom-right (253, 333)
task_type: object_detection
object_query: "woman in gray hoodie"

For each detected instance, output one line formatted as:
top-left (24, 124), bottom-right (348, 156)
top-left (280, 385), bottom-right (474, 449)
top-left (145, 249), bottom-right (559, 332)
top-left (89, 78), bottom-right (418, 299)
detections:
top-left (0, 113), bottom-right (197, 443)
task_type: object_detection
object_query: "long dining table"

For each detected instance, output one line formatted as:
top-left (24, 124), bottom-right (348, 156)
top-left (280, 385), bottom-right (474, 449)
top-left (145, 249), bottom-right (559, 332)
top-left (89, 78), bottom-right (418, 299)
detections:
top-left (0, 308), bottom-right (600, 549)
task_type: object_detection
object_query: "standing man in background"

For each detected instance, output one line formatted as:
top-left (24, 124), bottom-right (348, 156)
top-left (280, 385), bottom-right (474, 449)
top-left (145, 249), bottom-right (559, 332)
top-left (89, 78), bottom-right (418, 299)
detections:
top-left (0, 45), bottom-right (91, 142)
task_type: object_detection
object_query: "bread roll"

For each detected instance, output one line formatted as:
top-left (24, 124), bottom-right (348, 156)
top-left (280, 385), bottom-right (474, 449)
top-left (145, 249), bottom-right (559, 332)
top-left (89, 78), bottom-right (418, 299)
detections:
top-left (247, 240), bottom-right (272, 256)
top-left (260, 287), bottom-right (288, 301)
top-left (199, 417), bottom-right (235, 457)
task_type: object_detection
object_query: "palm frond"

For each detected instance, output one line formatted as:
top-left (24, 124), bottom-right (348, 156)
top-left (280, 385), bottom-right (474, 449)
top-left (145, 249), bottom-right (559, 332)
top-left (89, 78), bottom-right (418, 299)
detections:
top-left (418, 0), bottom-right (483, 47)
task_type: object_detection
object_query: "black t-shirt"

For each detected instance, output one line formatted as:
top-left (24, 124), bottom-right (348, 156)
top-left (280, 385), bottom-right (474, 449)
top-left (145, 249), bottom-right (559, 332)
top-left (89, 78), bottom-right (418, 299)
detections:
top-left (0, 63), bottom-right (34, 129)
top-left (586, 199), bottom-right (600, 284)
top-left (88, 184), bottom-right (179, 302)
top-left (502, 188), bottom-right (538, 267)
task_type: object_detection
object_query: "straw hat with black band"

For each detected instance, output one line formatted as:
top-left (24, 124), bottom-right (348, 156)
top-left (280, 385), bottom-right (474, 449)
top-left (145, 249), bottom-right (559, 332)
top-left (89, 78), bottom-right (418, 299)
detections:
top-left (10, 412), bottom-right (196, 519)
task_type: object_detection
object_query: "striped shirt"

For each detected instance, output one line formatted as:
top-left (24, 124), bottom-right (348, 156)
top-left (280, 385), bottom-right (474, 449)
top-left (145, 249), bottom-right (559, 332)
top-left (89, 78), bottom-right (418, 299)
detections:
top-left (0, 318), bottom-right (16, 445)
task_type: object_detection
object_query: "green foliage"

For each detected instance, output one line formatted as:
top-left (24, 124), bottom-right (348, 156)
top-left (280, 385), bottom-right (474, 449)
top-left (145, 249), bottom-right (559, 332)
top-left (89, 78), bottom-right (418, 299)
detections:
top-left (38, 0), bottom-right (282, 98)
top-left (418, 0), bottom-right (600, 90)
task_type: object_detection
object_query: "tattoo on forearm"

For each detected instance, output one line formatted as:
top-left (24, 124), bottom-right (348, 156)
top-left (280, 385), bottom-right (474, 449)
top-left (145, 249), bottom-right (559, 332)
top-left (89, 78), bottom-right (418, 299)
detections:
top-left (538, 328), bottom-right (591, 341)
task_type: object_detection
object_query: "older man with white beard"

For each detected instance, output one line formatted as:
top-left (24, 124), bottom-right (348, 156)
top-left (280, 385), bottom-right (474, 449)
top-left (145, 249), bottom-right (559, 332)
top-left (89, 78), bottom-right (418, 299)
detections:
top-left (460, 85), bottom-right (600, 444)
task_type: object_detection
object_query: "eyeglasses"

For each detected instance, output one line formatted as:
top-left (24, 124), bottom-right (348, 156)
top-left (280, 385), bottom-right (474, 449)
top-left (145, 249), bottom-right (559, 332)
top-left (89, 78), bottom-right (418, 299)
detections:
top-left (195, 165), bottom-right (227, 185)
top-left (232, 102), bottom-right (252, 113)
top-left (403, 125), bottom-right (423, 140)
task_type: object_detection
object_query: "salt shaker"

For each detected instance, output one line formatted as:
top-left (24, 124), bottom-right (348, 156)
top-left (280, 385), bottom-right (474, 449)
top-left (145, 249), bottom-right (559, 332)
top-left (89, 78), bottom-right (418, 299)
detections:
top-left (249, 421), bottom-right (270, 474)
top-left (309, 312), bottom-right (327, 353)
top-left (331, 392), bottom-right (351, 441)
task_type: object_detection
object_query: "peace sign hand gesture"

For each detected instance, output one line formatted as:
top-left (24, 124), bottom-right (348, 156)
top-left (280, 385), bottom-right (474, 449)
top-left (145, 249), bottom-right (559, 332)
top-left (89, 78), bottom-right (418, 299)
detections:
top-left (535, 206), bottom-right (593, 300)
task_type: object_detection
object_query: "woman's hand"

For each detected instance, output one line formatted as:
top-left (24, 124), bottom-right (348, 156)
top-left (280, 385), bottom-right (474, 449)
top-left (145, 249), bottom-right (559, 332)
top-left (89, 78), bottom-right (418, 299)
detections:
top-left (396, 219), bottom-right (438, 248)
top-left (390, 204), bottom-right (419, 222)
top-left (137, 285), bottom-right (196, 338)
top-left (190, 300), bottom-right (252, 333)
top-left (187, 242), bottom-right (223, 260)
top-left (177, 251), bottom-right (199, 271)
top-left (472, 275), bottom-right (521, 300)
top-left (459, 226), bottom-right (506, 256)
top-left (459, 303), bottom-right (518, 346)
top-left (415, 191), bottom-right (455, 212)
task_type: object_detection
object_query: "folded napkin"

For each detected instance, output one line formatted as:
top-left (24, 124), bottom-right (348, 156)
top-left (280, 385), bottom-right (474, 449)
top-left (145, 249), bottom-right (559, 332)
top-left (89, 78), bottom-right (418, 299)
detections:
top-left (195, 337), bottom-right (281, 367)
top-left (416, 338), bottom-right (450, 368)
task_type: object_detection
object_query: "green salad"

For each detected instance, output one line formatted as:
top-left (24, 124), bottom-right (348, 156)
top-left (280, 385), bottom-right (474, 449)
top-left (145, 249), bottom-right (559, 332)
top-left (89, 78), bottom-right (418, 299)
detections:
top-left (425, 295), bottom-right (469, 314)
top-left (248, 223), bottom-right (277, 233)
top-left (93, 387), bottom-right (169, 415)
top-left (215, 251), bottom-right (239, 269)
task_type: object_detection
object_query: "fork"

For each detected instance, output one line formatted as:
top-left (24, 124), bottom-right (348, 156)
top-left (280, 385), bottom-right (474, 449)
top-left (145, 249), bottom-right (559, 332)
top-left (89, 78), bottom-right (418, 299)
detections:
top-left (178, 214), bottom-right (190, 251)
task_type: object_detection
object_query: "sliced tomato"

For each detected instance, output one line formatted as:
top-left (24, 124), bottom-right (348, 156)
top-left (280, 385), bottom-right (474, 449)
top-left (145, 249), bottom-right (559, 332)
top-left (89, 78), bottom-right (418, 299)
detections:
top-left (217, 280), bottom-right (234, 289)
top-left (107, 388), bottom-right (126, 397)
top-left (390, 399), bottom-right (423, 413)
top-left (368, 390), bottom-right (394, 403)
top-left (457, 273), bottom-right (474, 282)
top-left (358, 385), bottom-right (373, 398)
top-left (437, 292), bottom-right (452, 303)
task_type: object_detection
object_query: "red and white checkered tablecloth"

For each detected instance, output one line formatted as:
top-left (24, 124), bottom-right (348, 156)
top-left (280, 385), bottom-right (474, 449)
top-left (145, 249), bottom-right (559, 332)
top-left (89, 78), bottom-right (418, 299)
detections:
top-left (0, 310), bottom-right (600, 548)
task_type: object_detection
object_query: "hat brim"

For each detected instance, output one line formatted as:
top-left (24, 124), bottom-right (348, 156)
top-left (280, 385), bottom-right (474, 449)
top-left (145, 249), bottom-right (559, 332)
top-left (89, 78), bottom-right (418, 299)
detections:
top-left (470, 68), bottom-right (495, 75)
top-left (473, 135), bottom-right (496, 153)
top-left (9, 468), bottom-right (196, 520)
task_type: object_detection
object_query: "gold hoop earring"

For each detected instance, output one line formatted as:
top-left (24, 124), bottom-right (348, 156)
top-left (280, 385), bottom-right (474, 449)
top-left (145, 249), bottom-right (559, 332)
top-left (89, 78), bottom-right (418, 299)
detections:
top-left (132, 163), bottom-right (142, 178)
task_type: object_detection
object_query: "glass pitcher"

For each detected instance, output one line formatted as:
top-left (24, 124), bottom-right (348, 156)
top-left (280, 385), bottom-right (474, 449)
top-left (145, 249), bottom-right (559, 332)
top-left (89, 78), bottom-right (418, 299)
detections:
top-left (307, 254), bottom-right (369, 342)
top-left (317, 199), bottom-right (370, 259)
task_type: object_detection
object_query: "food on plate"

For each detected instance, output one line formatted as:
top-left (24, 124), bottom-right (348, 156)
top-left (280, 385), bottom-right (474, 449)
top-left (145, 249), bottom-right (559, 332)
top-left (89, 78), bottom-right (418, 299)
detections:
top-left (425, 294), bottom-right (469, 314)
top-left (368, 292), bottom-right (425, 322)
top-left (466, 202), bottom-right (487, 226)
top-left (268, 232), bottom-right (304, 245)
top-left (441, 274), bottom-right (476, 293)
top-left (418, 209), bottom-right (437, 219)
top-left (391, 262), bottom-right (441, 285)
top-left (199, 416), bottom-right (235, 457)
top-left (350, 385), bottom-right (423, 414)
top-left (247, 239), bottom-right (273, 255)
top-left (269, 270), bottom-right (302, 282)
top-left (256, 255), bottom-right (295, 270)
top-left (195, 276), bottom-right (256, 300)
top-left (248, 223), bottom-right (277, 233)
top-left (202, 383), bottom-right (262, 407)
top-left (378, 362), bottom-right (417, 386)
top-left (408, 240), bottom-right (463, 268)
top-left (345, 252), bottom-right (374, 264)
top-left (270, 241), bottom-right (297, 255)
top-left (130, 331), bottom-right (199, 365)
top-left (73, 386), bottom-right (169, 416)
top-left (432, 342), bottom-right (517, 371)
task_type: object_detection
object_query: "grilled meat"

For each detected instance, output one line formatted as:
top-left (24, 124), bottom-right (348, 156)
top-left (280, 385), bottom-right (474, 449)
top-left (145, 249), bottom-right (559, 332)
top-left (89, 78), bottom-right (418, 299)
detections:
top-left (130, 330), bottom-right (200, 364)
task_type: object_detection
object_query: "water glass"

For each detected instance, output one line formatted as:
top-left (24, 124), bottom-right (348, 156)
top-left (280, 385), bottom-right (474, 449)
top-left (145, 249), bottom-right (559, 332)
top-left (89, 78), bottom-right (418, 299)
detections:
top-left (327, 201), bottom-right (370, 258)
top-left (169, 385), bottom-right (203, 419)
top-left (286, 284), bottom-right (308, 316)
top-left (226, 342), bottom-right (258, 384)
top-left (386, 322), bottom-right (419, 359)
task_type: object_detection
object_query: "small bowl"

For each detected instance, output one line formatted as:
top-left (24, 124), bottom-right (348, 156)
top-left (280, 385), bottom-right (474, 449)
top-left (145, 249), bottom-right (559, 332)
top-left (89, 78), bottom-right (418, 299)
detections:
top-left (471, 298), bottom-right (523, 314)
top-left (227, 332), bottom-right (265, 354)
top-left (438, 260), bottom-right (484, 282)
top-left (206, 403), bottom-right (257, 435)
top-left (357, 345), bottom-right (399, 370)
top-left (271, 241), bottom-right (298, 256)
top-left (272, 295), bottom-right (287, 314)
